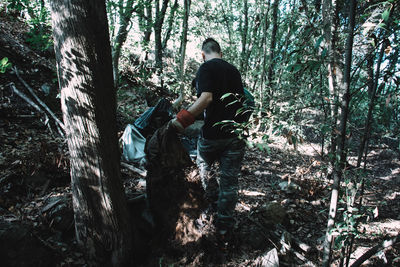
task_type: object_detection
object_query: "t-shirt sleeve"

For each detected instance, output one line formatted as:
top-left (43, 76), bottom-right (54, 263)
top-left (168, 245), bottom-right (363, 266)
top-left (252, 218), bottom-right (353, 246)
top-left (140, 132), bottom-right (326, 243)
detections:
top-left (196, 63), bottom-right (215, 97)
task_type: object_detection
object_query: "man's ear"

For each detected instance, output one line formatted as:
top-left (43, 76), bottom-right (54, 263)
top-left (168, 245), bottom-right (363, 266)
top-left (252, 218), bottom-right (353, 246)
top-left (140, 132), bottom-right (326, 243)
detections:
top-left (201, 51), bottom-right (205, 61)
top-left (220, 52), bottom-right (223, 58)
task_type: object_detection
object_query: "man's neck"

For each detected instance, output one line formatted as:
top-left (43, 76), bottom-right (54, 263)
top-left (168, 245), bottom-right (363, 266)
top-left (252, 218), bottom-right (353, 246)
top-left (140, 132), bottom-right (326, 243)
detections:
top-left (204, 52), bottom-right (222, 61)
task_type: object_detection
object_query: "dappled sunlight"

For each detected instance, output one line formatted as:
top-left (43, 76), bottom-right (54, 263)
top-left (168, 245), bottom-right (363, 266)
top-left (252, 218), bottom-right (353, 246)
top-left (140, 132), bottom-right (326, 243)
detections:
top-left (1, 0), bottom-right (399, 265)
top-left (360, 219), bottom-right (400, 237)
top-left (384, 190), bottom-right (400, 201)
top-left (239, 189), bottom-right (266, 197)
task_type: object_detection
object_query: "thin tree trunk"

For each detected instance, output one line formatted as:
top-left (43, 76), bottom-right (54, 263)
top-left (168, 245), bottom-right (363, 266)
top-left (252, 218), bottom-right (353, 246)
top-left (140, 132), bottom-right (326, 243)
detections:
top-left (322, 0), bottom-right (357, 266)
top-left (240, 0), bottom-right (248, 75)
top-left (162, 0), bottom-right (178, 50)
top-left (323, 0), bottom-right (340, 158)
top-left (144, 0), bottom-right (153, 45)
top-left (112, 0), bottom-right (136, 88)
top-left (245, 9), bottom-right (263, 81)
top-left (49, 1), bottom-right (132, 265)
top-left (138, 0), bottom-right (153, 61)
top-left (267, 0), bottom-right (279, 90)
top-left (154, 0), bottom-right (169, 77)
top-left (357, 40), bottom-right (388, 167)
top-left (173, 0), bottom-right (191, 109)
top-left (321, 67), bottom-right (328, 158)
top-left (348, 38), bottom-right (392, 267)
top-left (276, 0), bottom-right (296, 87)
top-left (219, 0), bottom-right (234, 47)
top-left (259, 1), bottom-right (271, 116)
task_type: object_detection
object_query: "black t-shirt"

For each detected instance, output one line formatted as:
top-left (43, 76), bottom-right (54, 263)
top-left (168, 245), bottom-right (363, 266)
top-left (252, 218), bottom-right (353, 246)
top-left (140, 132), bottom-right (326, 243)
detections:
top-left (195, 58), bottom-right (244, 139)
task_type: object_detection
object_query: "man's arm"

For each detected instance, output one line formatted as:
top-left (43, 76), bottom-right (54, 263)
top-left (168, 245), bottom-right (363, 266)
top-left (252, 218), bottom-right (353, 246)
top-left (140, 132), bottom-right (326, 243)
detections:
top-left (187, 92), bottom-right (213, 117)
top-left (172, 92), bottom-right (213, 132)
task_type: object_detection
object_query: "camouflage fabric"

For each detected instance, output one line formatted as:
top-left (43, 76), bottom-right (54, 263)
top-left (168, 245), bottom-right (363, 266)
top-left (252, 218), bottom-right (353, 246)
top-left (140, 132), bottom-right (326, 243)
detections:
top-left (196, 137), bottom-right (245, 232)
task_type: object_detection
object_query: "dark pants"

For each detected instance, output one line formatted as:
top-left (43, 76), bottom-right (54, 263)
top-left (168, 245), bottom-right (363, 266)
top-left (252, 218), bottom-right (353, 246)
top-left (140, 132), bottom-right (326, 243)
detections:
top-left (196, 136), bottom-right (245, 232)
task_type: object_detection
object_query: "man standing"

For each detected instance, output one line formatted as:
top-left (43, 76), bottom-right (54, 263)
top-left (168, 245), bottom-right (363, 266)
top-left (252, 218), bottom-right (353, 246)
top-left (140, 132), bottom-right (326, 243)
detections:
top-left (172, 38), bottom-right (246, 239)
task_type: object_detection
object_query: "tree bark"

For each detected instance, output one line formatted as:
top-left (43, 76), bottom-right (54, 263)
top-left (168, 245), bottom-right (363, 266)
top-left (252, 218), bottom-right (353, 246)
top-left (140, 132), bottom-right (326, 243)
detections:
top-left (49, 1), bottom-right (132, 265)
top-left (162, 0), bottom-right (179, 50)
top-left (137, 0), bottom-right (153, 46)
top-left (323, 0), bottom-right (340, 158)
top-left (259, 1), bottom-right (271, 114)
top-left (322, 0), bottom-right (357, 266)
top-left (154, 0), bottom-right (169, 76)
top-left (356, 42), bottom-right (385, 167)
top-left (173, 0), bottom-right (191, 109)
top-left (267, 0), bottom-right (279, 90)
top-left (137, 0), bottom-right (153, 61)
top-left (144, 0), bottom-right (153, 44)
top-left (240, 0), bottom-right (249, 75)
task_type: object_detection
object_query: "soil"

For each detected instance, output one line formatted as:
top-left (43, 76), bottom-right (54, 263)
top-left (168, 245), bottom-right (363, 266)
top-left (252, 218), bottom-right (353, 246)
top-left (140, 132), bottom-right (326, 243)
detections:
top-left (1, 12), bottom-right (399, 267)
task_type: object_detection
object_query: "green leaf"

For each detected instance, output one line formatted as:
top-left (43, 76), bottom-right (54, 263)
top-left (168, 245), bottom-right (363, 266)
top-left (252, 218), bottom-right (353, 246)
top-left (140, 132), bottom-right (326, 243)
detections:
top-left (0, 57), bottom-right (8, 65)
top-left (226, 99), bottom-right (239, 107)
top-left (382, 9), bottom-right (390, 22)
top-left (321, 48), bottom-right (328, 59)
top-left (315, 36), bottom-right (324, 49)
top-left (220, 93), bottom-right (233, 100)
top-left (308, 60), bottom-right (321, 71)
top-left (293, 64), bottom-right (302, 73)
top-left (378, 22), bottom-right (386, 29)
top-left (256, 143), bottom-right (270, 153)
top-left (0, 57), bottom-right (12, 73)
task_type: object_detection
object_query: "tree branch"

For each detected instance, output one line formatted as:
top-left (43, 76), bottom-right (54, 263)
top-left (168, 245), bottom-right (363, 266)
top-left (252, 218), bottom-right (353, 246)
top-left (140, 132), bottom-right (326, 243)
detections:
top-left (13, 66), bottom-right (65, 133)
top-left (350, 235), bottom-right (399, 267)
top-left (8, 82), bottom-right (62, 136)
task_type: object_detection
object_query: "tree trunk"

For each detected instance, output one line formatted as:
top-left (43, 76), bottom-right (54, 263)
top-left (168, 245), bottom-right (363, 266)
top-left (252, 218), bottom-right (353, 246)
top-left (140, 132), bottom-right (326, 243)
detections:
top-left (276, 0), bottom-right (296, 87)
top-left (49, 1), bottom-right (132, 265)
top-left (154, 0), bottom-right (169, 77)
top-left (258, 1), bottom-right (271, 115)
top-left (267, 0), bottom-right (279, 90)
top-left (137, 0), bottom-right (153, 61)
top-left (173, 0), bottom-right (191, 109)
top-left (112, 0), bottom-right (136, 88)
top-left (240, 0), bottom-right (249, 75)
top-left (356, 42), bottom-right (385, 167)
top-left (247, 9), bottom-right (263, 88)
top-left (323, 0), bottom-right (341, 158)
top-left (138, 0), bottom-right (153, 46)
top-left (219, 0), bottom-right (234, 47)
top-left (162, 0), bottom-right (179, 50)
top-left (322, 0), bottom-right (357, 266)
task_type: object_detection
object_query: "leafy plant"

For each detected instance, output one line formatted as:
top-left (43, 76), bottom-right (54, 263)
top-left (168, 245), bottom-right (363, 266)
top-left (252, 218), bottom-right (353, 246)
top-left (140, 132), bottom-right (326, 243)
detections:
top-left (25, 28), bottom-right (53, 51)
top-left (6, 0), bottom-right (53, 51)
top-left (0, 57), bottom-right (12, 73)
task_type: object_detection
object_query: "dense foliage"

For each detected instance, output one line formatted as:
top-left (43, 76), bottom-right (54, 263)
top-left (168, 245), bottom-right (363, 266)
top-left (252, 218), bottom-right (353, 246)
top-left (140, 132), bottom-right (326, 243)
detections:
top-left (1, 0), bottom-right (399, 265)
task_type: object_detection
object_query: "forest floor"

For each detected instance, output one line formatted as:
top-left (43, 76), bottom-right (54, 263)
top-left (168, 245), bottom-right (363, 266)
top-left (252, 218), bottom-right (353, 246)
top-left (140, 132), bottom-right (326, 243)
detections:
top-left (1, 13), bottom-right (400, 267)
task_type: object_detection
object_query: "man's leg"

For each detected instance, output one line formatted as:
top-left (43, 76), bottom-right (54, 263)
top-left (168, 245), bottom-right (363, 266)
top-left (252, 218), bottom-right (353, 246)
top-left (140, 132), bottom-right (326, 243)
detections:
top-left (216, 138), bottom-right (245, 233)
top-left (196, 137), bottom-right (219, 205)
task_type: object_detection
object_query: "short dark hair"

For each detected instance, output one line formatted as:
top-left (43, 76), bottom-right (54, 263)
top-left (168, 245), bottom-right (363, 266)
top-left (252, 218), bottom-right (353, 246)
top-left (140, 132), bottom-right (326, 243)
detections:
top-left (202, 38), bottom-right (221, 54)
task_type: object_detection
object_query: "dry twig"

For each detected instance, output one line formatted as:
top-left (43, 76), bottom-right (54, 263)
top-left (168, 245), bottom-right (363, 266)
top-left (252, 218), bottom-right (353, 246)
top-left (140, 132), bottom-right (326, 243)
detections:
top-left (350, 235), bottom-right (399, 267)
top-left (13, 66), bottom-right (65, 136)
top-left (9, 82), bottom-right (54, 134)
top-left (121, 162), bottom-right (147, 177)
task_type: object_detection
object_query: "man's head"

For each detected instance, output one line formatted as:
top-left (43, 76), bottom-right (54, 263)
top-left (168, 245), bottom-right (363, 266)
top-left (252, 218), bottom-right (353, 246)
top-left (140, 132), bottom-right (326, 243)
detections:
top-left (201, 38), bottom-right (222, 61)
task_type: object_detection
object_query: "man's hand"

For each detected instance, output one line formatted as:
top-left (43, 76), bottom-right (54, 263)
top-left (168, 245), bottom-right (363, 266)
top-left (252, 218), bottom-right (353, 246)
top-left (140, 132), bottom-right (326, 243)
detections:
top-left (170, 109), bottom-right (195, 134)
top-left (170, 118), bottom-right (185, 133)
top-left (169, 92), bottom-right (212, 134)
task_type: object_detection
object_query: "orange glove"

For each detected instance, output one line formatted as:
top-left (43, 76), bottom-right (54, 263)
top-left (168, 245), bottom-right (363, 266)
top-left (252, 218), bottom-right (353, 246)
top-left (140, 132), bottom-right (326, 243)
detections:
top-left (176, 109), bottom-right (195, 129)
